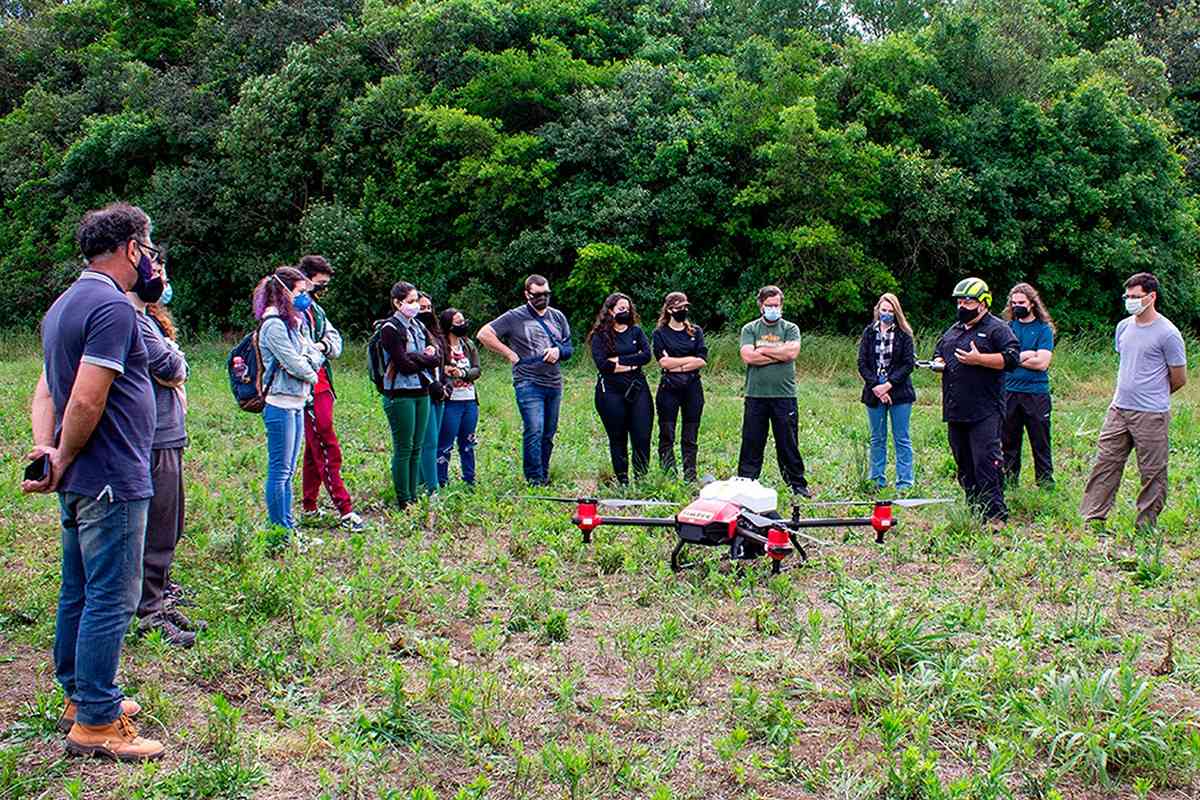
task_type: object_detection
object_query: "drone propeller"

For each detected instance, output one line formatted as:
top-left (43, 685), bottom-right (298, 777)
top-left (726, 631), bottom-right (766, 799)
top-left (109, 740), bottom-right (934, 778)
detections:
top-left (799, 497), bottom-right (954, 509)
top-left (524, 495), bottom-right (678, 508)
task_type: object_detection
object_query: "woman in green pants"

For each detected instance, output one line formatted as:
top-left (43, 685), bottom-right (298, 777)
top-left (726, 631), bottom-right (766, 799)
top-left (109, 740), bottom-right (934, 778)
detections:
top-left (380, 282), bottom-right (441, 508)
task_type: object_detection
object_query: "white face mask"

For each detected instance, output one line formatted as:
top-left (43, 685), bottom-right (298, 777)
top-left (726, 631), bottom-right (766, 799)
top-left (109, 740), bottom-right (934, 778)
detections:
top-left (399, 301), bottom-right (420, 319)
top-left (1125, 296), bottom-right (1148, 316)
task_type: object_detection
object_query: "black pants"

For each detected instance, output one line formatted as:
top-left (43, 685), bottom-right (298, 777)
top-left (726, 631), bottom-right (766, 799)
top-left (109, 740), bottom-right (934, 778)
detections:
top-left (1002, 391), bottom-right (1053, 486)
top-left (656, 378), bottom-right (704, 482)
top-left (947, 414), bottom-right (1007, 521)
top-left (595, 375), bottom-right (653, 484)
top-left (737, 396), bottom-right (808, 491)
top-left (138, 447), bottom-right (184, 618)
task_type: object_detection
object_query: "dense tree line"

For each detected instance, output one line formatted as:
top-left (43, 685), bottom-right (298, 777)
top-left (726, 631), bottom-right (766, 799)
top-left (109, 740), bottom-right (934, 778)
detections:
top-left (0, 0), bottom-right (1197, 335)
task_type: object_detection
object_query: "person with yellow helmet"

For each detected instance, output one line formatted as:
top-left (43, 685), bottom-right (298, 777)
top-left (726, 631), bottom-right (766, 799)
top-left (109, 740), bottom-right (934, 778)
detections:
top-left (931, 277), bottom-right (1020, 526)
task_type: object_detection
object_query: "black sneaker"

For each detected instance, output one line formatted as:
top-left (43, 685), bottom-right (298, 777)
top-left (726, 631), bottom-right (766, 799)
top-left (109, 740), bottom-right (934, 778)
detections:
top-left (792, 485), bottom-right (813, 499)
top-left (163, 607), bottom-right (207, 633)
top-left (139, 613), bottom-right (196, 648)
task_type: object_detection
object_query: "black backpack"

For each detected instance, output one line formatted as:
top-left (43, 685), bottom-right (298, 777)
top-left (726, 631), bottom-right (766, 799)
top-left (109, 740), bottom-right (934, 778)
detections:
top-left (227, 322), bottom-right (277, 413)
top-left (367, 318), bottom-right (398, 394)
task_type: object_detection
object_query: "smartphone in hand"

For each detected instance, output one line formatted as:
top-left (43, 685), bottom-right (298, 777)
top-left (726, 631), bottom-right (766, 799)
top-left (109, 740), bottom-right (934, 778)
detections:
top-left (23, 454), bottom-right (49, 483)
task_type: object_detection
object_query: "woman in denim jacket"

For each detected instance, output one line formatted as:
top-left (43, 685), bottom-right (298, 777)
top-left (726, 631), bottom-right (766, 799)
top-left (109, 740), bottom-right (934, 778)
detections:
top-left (254, 266), bottom-right (323, 535)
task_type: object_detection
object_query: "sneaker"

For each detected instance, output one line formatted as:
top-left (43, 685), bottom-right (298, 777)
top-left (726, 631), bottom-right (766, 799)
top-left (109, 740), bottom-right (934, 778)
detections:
top-left (165, 581), bottom-right (195, 608)
top-left (57, 698), bottom-right (141, 735)
top-left (340, 511), bottom-right (365, 531)
top-left (163, 607), bottom-right (207, 633)
top-left (792, 485), bottom-right (813, 499)
top-left (138, 613), bottom-right (196, 648)
top-left (302, 508), bottom-right (326, 524)
top-left (66, 713), bottom-right (164, 762)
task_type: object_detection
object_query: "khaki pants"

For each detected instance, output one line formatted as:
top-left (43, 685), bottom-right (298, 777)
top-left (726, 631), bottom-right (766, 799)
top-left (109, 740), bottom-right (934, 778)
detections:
top-left (1080, 406), bottom-right (1170, 530)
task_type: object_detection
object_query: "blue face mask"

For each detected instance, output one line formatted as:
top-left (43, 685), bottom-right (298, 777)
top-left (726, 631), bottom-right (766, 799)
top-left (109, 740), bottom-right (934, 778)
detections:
top-left (293, 292), bottom-right (312, 313)
top-left (762, 306), bottom-right (782, 323)
top-left (879, 312), bottom-right (894, 324)
top-left (160, 283), bottom-right (173, 305)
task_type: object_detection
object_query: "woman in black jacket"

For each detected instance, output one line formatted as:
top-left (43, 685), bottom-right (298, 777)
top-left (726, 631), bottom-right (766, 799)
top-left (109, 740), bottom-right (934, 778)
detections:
top-left (588, 292), bottom-right (653, 484)
top-left (857, 292), bottom-right (916, 490)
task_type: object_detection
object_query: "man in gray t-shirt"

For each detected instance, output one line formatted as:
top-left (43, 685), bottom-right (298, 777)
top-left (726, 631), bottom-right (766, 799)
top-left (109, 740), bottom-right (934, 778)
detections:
top-left (478, 274), bottom-right (574, 485)
top-left (1082, 272), bottom-right (1188, 531)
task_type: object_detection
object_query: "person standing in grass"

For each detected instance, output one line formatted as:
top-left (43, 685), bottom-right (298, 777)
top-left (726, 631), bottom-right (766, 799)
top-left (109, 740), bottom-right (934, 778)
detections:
top-left (588, 293), bottom-right (653, 485)
top-left (1081, 272), bottom-right (1187, 532)
top-left (417, 292), bottom-right (445, 495)
top-left (437, 308), bottom-right (481, 486)
top-left (932, 277), bottom-right (1020, 528)
top-left (22, 202), bottom-right (165, 761)
top-left (254, 267), bottom-right (323, 540)
top-left (380, 282), bottom-right (441, 508)
top-left (126, 261), bottom-right (201, 648)
top-left (297, 255), bottom-right (363, 532)
top-left (653, 291), bottom-right (708, 483)
top-left (1001, 282), bottom-right (1056, 488)
top-left (857, 292), bottom-right (916, 491)
top-left (478, 275), bottom-right (574, 486)
top-left (737, 285), bottom-right (811, 498)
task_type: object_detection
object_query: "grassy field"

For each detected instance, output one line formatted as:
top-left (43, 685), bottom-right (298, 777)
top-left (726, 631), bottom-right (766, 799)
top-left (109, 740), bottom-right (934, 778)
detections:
top-left (1, 328), bottom-right (1199, 800)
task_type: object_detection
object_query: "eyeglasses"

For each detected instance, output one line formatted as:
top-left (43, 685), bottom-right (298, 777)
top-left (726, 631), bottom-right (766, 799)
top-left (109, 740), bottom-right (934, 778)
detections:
top-left (1122, 293), bottom-right (1148, 300)
top-left (135, 240), bottom-right (164, 264)
top-left (312, 281), bottom-right (331, 294)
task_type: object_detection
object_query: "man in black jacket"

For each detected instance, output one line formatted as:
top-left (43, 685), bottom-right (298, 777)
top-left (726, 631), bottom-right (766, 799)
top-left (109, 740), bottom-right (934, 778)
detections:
top-left (932, 278), bottom-right (1020, 526)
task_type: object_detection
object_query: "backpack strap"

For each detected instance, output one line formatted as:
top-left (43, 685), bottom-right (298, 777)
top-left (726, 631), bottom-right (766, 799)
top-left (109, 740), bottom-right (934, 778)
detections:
top-left (255, 318), bottom-right (281, 396)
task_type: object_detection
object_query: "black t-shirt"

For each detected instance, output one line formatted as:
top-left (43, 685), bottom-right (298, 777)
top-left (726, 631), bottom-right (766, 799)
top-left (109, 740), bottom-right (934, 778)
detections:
top-left (591, 325), bottom-right (651, 388)
top-left (652, 324), bottom-right (707, 389)
top-left (933, 313), bottom-right (1020, 423)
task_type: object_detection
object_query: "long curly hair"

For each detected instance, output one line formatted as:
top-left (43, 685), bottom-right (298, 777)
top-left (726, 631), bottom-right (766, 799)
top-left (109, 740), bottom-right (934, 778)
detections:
top-left (253, 266), bottom-right (306, 330)
top-left (146, 303), bottom-right (177, 341)
top-left (655, 291), bottom-right (696, 337)
top-left (585, 292), bottom-right (638, 354)
top-left (1003, 282), bottom-right (1056, 334)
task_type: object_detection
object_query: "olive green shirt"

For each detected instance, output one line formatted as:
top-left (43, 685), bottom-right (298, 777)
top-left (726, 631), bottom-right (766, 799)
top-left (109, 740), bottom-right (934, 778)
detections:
top-left (740, 317), bottom-right (800, 398)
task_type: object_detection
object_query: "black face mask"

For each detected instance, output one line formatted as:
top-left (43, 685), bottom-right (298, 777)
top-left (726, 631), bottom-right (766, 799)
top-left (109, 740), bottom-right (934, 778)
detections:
top-left (527, 293), bottom-right (550, 311)
top-left (613, 311), bottom-right (632, 325)
top-left (670, 308), bottom-right (688, 322)
top-left (1011, 305), bottom-right (1031, 319)
top-left (450, 323), bottom-right (470, 337)
top-left (132, 253), bottom-right (164, 303)
top-left (417, 311), bottom-right (436, 328)
top-left (957, 305), bottom-right (981, 325)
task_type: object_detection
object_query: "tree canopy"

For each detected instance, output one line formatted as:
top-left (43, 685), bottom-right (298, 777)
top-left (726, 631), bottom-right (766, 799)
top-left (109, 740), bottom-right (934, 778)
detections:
top-left (0, 0), bottom-right (1197, 334)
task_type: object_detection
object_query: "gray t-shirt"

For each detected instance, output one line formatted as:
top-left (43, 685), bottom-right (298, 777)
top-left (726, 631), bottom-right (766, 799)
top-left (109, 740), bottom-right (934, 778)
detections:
top-left (1112, 315), bottom-right (1186, 413)
top-left (488, 303), bottom-right (573, 388)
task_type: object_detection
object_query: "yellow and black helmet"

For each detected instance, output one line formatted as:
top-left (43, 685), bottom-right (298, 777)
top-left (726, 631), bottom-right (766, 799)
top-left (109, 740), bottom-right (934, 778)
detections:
top-left (952, 277), bottom-right (992, 307)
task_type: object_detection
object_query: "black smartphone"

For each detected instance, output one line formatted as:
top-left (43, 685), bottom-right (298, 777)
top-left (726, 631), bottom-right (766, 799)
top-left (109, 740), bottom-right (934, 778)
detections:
top-left (23, 454), bottom-right (49, 482)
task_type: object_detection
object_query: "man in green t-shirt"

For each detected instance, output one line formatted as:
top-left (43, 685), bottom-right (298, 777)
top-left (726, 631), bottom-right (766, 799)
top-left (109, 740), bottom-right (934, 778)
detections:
top-left (737, 285), bottom-right (811, 497)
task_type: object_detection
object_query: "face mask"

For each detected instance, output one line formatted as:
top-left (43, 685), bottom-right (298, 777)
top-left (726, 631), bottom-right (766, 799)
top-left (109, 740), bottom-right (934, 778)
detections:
top-left (1011, 305), bottom-right (1030, 319)
top-left (762, 306), bottom-right (782, 323)
top-left (418, 311), bottom-right (436, 327)
top-left (131, 253), bottom-right (164, 302)
top-left (957, 305), bottom-right (980, 325)
top-left (879, 312), bottom-right (894, 324)
top-left (527, 292), bottom-right (550, 311)
top-left (670, 308), bottom-right (688, 322)
top-left (160, 283), bottom-right (173, 305)
top-left (450, 323), bottom-right (470, 337)
top-left (613, 310), bottom-right (632, 325)
top-left (1125, 296), bottom-right (1147, 316)
top-left (293, 292), bottom-right (312, 313)
top-left (399, 301), bottom-right (420, 319)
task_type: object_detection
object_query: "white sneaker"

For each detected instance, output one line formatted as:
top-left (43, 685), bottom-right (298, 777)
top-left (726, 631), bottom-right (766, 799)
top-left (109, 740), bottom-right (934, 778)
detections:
top-left (302, 509), bottom-right (326, 524)
top-left (340, 511), bottom-right (365, 531)
top-left (292, 532), bottom-right (325, 554)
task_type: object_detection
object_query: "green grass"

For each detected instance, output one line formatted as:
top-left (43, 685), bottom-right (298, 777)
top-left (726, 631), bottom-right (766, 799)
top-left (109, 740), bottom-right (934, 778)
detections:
top-left (1, 330), bottom-right (1199, 798)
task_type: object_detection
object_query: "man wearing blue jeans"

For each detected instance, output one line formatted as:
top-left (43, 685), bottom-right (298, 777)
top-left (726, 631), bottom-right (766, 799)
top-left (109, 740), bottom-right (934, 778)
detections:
top-left (22, 203), bottom-right (165, 761)
top-left (478, 274), bottom-right (574, 485)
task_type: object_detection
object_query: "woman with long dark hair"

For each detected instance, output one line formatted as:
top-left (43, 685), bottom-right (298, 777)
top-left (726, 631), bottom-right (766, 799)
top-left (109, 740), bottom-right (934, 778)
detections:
top-left (253, 266), bottom-right (322, 538)
top-left (652, 292), bottom-right (707, 482)
top-left (436, 307), bottom-right (481, 486)
top-left (1002, 282), bottom-right (1056, 487)
top-left (588, 293), bottom-right (653, 484)
top-left (417, 291), bottom-right (445, 494)
top-left (380, 282), bottom-right (441, 508)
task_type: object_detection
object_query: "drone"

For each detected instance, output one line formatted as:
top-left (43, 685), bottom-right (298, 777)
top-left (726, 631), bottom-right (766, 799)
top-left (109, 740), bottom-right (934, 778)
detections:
top-left (531, 478), bottom-right (950, 574)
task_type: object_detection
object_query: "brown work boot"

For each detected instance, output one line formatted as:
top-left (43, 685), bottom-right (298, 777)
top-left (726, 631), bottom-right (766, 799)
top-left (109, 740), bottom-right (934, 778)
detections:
top-left (57, 698), bottom-right (142, 734)
top-left (66, 713), bottom-right (164, 762)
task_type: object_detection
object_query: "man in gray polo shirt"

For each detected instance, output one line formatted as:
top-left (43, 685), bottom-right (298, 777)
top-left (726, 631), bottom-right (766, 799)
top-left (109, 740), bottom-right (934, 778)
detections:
top-left (1081, 272), bottom-right (1187, 532)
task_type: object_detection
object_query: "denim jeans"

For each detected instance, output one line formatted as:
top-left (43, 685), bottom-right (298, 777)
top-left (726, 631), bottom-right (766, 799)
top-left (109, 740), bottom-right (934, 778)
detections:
top-left (55, 492), bottom-right (148, 726)
top-left (866, 402), bottom-right (914, 489)
top-left (514, 381), bottom-right (562, 484)
top-left (263, 403), bottom-right (304, 529)
top-left (438, 399), bottom-right (479, 485)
